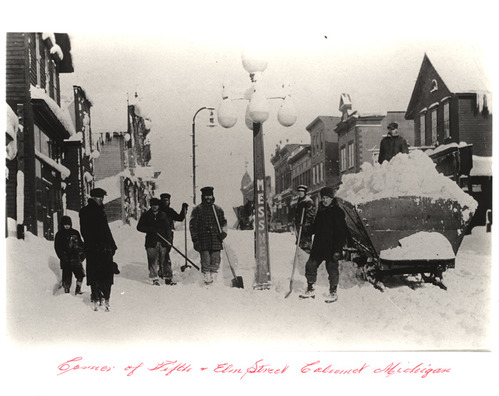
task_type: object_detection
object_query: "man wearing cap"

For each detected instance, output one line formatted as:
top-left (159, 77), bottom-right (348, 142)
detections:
top-left (79, 188), bottom-right (118, 311)
top-left (189, 186), bottom-right (227, 285)
top-left (159, 193), bottom-right (188, 278)
top-left (378, 122), bottom-right (409, 164)
top-left (300, 186), bottom-right (348, 303)
top-left (137, 198), bottom-right (174, 285)
top-left (294, 185), bottom-right (315, 254)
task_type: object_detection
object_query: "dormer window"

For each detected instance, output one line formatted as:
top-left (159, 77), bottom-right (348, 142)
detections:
top-left (430, 79), bottom-right (438, 92)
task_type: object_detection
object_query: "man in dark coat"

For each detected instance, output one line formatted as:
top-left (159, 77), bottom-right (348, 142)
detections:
top-left (159, 193), bottom-right (188, 278)
top-left (137, 197), bottom-right (174, 285)
top-left (378, 122), bottom-right (409, 164)
top-left (79, 188), bottom-right (117, 312)
top-left (54, 215), bottom-right (85, 295)
top-left (189, 186), bottom-right (227, 285)
top-left (300, 187), bottom-right (348, 303)
top-left (294, 185), bottom-right (315, 254)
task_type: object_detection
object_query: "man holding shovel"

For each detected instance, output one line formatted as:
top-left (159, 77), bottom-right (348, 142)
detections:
top-left (159, 193), bottom-right (188, 276)
top-left (189, 186), bottom-right (227, 285)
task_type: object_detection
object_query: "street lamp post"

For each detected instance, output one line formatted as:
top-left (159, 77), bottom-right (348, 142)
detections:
top-left (217, 49), bottom-right (297, 289)
top-left (192, 107), bottom-right (215, 205)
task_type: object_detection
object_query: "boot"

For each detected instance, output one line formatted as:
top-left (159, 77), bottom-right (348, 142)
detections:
top-left (64, 287), bottom-right (70, 294)
top-left (203, 272), bottom-right (213, 285)
top-left (75, 281), bottom-right (82, 295)
top-left (104, 299), bottom-right (110, 312)
top-left (325, 287), bottom-right (338, 303)
top-left (300, 283), bottom-right (315, 299)
top-left (211, 272), bottom-right (218, 284)
top-left (153, 279), bottom-right (161, 286)
top-left (165, 278), bottom-right (177, 286)
top-left (92, 300), bottom-right (98, 311)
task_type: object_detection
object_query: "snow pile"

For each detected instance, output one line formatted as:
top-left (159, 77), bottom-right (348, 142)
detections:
top-left (336, 150), bottom-right (478, 213)
top-left (380, 232), bottom-right (455, 261)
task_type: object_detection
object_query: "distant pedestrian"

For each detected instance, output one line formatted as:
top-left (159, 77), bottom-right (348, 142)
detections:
top-left (54, 216), bottom-right (86, 295)
top-left (79, 188), bottom-right (118, 312)
top-left (378, 122), bottom-right (409, 164)
top-left (189, 186), bottom-right (227, 285)
top-left (137, 197), bottom-right (175, 285)
top-left (300, 187), bottom-right (348, 303)
top-left (294, 185), bottom-right (315, 254)
top-left (159, 192), bottom-right (188, 278)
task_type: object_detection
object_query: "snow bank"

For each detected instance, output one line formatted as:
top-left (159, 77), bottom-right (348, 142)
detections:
top-left (380, 232), bottom-right (455, 261)
top-left (336, 150), bottom-right (478, 213)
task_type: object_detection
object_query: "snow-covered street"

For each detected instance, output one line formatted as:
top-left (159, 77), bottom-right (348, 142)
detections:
top-left (5, 217), bottom-right (493, 351)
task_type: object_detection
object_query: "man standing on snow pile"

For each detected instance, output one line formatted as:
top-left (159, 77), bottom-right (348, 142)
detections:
top-left (79, 188), bottom-right (118, 312)
top-left (159, 192), bottom-right (188, 278)
top-left (137, 197), bottom-right (175, 286)
top-left (189, 186), bottom-right (227, 285)
top-left (54, 216), bottom-right (86, 295)
top-left (294, 185), bottom-right (315, 254)
top-left (378, 122), bottom-right (409, 164)
top-left (300, 187), bottom-right (349, 303)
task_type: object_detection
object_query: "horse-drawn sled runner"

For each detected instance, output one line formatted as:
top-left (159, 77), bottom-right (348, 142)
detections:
top-left (335, 150), bottom-right (478, 291)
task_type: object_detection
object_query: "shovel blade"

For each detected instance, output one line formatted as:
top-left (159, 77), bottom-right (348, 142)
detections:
top-left (231, 276), bottom-right (244, 289)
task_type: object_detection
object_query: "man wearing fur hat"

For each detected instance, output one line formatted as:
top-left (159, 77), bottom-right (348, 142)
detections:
top-left (294, 185), bottom-right (315, 254)
top-left (300, 186), bottom-right (348, 303)
top-left (79, 188), bottom-right (117, 311)
top-left (189, 186), bottom-right (227, 285)
top-left (378, 122), bottom-right (409, 164)
top-left (137, 198), bottom-right (174, 286)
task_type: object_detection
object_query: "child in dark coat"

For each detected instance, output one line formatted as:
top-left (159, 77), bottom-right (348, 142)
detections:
top-left (54, 216), bottom-right (86, 295)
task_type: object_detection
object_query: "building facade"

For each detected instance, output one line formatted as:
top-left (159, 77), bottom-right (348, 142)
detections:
top-left (6, 32), bottom-right (74, 240)
top-left (305, 116), bottom-right (341, 207)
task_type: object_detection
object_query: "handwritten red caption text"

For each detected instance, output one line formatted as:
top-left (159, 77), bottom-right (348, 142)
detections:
top-left (214, 359), bottom-right (289, 380)
top-left (57, 358), bottom-right (451, 380)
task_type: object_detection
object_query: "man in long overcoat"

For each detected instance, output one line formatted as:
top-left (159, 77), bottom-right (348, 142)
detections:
top-left (300, 187), bottom-right (348, 303)
top-left (79, 188), bottom-right (117, 311)
top-left (189, 186), bottom-right (227, 285)
top-left (137, 197), bottom-right (174, 285)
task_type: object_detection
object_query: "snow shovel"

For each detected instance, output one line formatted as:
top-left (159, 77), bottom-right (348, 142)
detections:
top-left (212, 205), bottom-right (244, 289)
top-left (181, 207), bottom-right (190, 272)
top-left (156, 233), bottom-right (200, 271)
top-left (285, 208), bottom-right (305, 298)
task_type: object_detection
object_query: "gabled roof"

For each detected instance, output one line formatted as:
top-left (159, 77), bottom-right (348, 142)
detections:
top-left (406, 48), bottom-right (492, 118)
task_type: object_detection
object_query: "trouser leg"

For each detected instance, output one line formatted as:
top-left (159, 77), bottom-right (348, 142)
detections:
top-left (326, 252), bottom-right (341, 291)
top-left (62, 267), bottom-right (72, 289)
top-left (146, 244), bottom-right (160, 280)
top-left (305, 256), bottom-right (321, 285)
top-left (210, 250), bottom-right (221, 273)
top-left (160, 246), bottom-right (172, 280)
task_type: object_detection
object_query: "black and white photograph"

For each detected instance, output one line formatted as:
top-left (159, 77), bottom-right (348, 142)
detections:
top-left (1, 1), bottom-right (497, 394)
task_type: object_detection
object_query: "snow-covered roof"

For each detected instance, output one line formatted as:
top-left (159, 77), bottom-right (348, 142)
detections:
top-left (34, 149), bottom-right (70, 179)
top-left (6, 104), bottom-right (19, 160)
top-left (30, 85), bottom-right (76, 136)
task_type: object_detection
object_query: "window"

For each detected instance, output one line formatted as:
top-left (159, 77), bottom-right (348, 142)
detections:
top-left (430, 79), bottom-right (438, 92)
top-left (419, 113), bottom-right (426, 146)
top-left (340, 146), bottom-right (347, 171)
top-left (34, 125), bottom-right (51, 157)
top-left (319, 162), bottom-right (324, 182)
top-left (443, 102), bottom-right (450, 140)
top-left (35, 34), bottom-right (41, 86)
top-left (431, 109), bottom-right (438, 145)
top-left (348, 141), bottom-right (354, 168)
top-left (312, 165), bottom-right (316, 185)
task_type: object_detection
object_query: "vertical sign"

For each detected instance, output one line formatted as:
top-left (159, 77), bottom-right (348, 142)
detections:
top-left (253, 122), bottom-right (271, 289)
